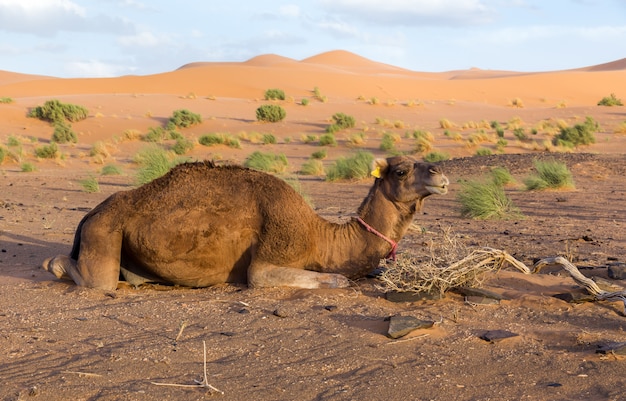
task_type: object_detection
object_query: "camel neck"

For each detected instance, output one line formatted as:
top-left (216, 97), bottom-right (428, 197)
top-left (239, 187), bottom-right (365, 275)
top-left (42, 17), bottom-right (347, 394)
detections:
top-left (354, 217), bottom-right (397, 261)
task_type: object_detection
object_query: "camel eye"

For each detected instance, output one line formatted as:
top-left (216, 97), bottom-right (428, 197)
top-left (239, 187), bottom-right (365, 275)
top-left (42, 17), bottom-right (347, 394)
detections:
top-left (429, 168), bottom-right (437, 175)
top-left (396, 170), bottom-right (406, 177)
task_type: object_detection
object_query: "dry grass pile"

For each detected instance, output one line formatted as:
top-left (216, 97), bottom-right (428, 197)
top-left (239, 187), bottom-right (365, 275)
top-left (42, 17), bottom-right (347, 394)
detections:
top-left (379, 226), bottom-right (529, 296)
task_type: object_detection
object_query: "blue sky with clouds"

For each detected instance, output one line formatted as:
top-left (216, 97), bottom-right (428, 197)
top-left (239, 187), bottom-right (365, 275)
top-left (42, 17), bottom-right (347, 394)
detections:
top-left (1, 0), bottom-right (625, 78)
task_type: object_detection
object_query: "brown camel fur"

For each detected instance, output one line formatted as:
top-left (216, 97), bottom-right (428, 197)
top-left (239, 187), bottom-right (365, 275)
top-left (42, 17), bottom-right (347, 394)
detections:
top-left (42, 156), bottom-right (449, 290)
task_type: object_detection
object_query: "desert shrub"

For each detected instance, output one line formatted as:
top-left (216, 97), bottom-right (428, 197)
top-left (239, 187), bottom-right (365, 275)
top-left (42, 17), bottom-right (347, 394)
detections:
top-left (524, 159), bottom-right (574, 190)
top-left (325, 124), bottom-right (341, 134)
top-left (90, 141), bottom-right (110, 160)
top-left (319, 133), bottom-right (337, 147)
top-left (264, 88), bottom-right (286, 101)
top-left (0, 146), bottom-right (5, 163)
top-left (439, 118), bottom-right (455, 129)
top-left (325, 151), bottom-right (374, 181)
top-left (458, 180), bottom-right (521, 219)
top-left (302, 134), bottom-right (318, 144)
top-left (331, 112), bottom-right (356, 129)
top-left (143, 127), bottom-right (167, 142)
top-left (101, 164), bottom-right (123, 175)
top-left (167, 109), bottom-right (202, 129)
top-left (7, 135), bottom-right (21, 147)
top-left (423, 151), bottom-right (450, 162)
top-left (51, 121), bottom-right (77, 143)
top-left (34, 143), bottom-right (59, 159)
top-left (300, 158), bottom-right (325, 176)
top-left (512, 127), bottom-right (527, 141)
top-left (122, 129), bottom-right (141, 141)
top-left (597, 93), bottom-right (623, 107)
top-left (0, 97), bottom-right (14, 104)
top-left (311, 149), bottom-right (327, 159)
top-left (614, 121), bottom-right (626, 134)
top-left (509, 98), bottom-right (524, 108)
top-left (475, 148), bottom-right (492, 156)
top-left (172, 137), bottom-right (195, 155)
top-left (29, 99), bottom-right (88, 123)
top-left (262, 134), bottom-right (277, 144)
top-left (348, 132), bottom-right (367, 147)
top-left (552, 116), bottom-right (598, 147)
top-left (134, 146), bottom-right (177, 185)
top-left (490, 167), bottom-right (514, 186)
top-left (198, 133), bottom-right (240, 148)
top-left (256, 104), bottom-right (286, 122)
top-left (168, 130), bottom-right (184, 140)
top-left (380, 132), bottom-right (397, 152)
top-left (79, 176), bottom-right (100, 193)
top-left (21, 162), bottom-right (36, 172)
top-left (414, 137), bottom-right (433, 154)
top-left (244, 151), bottom-right (288, 173)
top-left (301, 98), bottom-right (309, 106)
top-left (495, 127), bottom-right (505, 138)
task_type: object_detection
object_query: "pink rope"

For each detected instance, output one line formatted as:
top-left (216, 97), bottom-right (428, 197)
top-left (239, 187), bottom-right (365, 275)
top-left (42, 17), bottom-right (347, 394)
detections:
top-left (355, 217), bottom-right (398, 261)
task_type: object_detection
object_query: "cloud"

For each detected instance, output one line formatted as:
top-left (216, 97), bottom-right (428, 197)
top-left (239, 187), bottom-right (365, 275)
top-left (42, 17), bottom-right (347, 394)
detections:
top-left (65, 59), bottom-right (138, 78)
top-left (0, 0), bottom-right (134, 36)
top-left (117, 31), bottom-right (173, 48)
top-left (319, 0), bottom-right (494, 26)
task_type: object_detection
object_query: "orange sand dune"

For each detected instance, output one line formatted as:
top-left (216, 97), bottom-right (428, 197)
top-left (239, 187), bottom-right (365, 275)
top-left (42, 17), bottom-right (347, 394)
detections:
top-left (1, 50), bottom-right (625, 107)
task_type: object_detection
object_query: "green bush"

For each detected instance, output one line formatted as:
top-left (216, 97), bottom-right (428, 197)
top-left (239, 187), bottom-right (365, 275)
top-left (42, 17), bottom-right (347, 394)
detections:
top-left (34, 143), bottom-right (59, 159)
top-left (311, 149), bottom-right (327, 159)
top-left (301, 98), bottom-right (309, 106)
top-left (51, 121), bottom-right (78, 144)
top-left (325, 151), bottom-right (374, 181)
top-left (319, 133), bottom-right (337, 147)
top-left (256, 104), bottom-right (286, 122)
top-left (167, 109), bottom-right (202, 129)
top-left (0, 146), bottom-right (5, 163)
top-left (264, 88), bottom-right (286, 101)
top-left (597, 93), bottom-right (623, 107)
top-left (198, 133), bottom-right (240, 148)
top-left (330, 112), bottom-right (356, 130)
top-left (101, 164), bottom-right (123, 175)
top-left (29, 99), bottom-right (88, 123)
top-left (513, 127), bottom-right (527, 141)
top-left (552, 116), bottom-right (598, 147)
top-left (458, 180), bottom-right (521, 219)
top-left (423, 151), bottom-right (450, 162)
top-left (244, 151), bottom-right (289, 173)
top-left (475, 147), bottom-right (493, 156)
top-left (21, 162), bottom-right (36, 172)
top-left (524, 159), bottom-right (574, 190)
top-left (143, 127), bottom-right (167, 142)
top-left (490, 167), bottom-right (514, 186)
top-left (262, 134), bottom-right (277, 144)
top-left (0, 97), bottom-right (14, 104)
top-left (300, 158), bottom-right (325, 176)
top-left (325, 124), bottom-right (341, 134)
top-left (79, 176), bottom-right (100, 193)
top-left (380, 133), bottom-right (397, 151)
top-left (134, 146), bottom-right (177, 185)
top-left (172, 137), bottom-right (195, 155)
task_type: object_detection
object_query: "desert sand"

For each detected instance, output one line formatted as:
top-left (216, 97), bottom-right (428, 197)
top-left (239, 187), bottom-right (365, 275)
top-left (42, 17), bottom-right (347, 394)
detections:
top-left (1, 50), bottom-right (625, 400)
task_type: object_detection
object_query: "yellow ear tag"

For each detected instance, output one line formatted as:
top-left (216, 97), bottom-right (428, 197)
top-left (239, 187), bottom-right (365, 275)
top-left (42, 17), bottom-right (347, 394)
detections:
top-left (371, 166), bottom-right (381, 178)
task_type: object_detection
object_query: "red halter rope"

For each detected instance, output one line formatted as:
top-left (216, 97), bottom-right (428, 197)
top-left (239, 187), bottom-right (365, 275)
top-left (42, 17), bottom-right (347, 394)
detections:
top-left (355, 217), bottom-right (398, 261)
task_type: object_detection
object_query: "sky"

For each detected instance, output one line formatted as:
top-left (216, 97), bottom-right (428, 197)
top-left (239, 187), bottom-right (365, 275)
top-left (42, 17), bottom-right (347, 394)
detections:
top-left (1, 0), bottom-right (625, 78)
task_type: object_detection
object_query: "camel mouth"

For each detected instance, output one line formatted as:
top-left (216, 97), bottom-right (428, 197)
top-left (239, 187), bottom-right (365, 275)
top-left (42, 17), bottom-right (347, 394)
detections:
top-left (426, 185), bottom-right (448, 195)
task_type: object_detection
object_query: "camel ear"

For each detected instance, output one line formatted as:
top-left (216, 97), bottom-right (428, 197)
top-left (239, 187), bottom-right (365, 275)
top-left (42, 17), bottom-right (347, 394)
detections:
top-left (371, 158), bottom-right (389, 178)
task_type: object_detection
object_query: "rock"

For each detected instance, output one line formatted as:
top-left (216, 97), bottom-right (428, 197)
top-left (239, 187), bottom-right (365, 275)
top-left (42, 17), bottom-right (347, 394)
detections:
top-left (608, 263), bottom-right (626, 280)
top-left (453, 287), bottom-right (507, 300)
top-left (324, 305), bottom-right (337, 312)
top-left (596, 342), bottom-right (626, 355)
top-left (387, 316), bottom-right (434, 339)
top-left (386, 291), bottom-right (443, 303)
top-left (465, 296), bottom-right (500, 305)
top-left (272, 308), bottom-right (289, 318)
top-left (553, 291), bottom-right (595, 303)
top-left (479, 330), bottom-right (519, 343)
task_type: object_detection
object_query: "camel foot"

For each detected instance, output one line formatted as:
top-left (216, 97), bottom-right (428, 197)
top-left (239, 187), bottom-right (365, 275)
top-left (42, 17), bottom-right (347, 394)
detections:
top-left (42, 255), bottom-right (73, 280)
top-left (317, 273), bottom-right (351, 289)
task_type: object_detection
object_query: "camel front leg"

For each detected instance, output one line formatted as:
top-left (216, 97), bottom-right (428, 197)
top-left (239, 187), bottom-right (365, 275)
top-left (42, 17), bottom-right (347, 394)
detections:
top-left (248, 261), bottom-right (350, 289)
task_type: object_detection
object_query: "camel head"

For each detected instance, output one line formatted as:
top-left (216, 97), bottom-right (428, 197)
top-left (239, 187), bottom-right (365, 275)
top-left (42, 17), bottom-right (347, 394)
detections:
top-left (371, 156), bottom-right (449, 204)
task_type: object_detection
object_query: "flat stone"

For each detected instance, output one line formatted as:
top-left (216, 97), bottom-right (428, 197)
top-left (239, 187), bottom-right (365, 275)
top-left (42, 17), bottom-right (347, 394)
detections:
top-left (553, 291), bottom-right (595, 303)
top-left (465, 296), bottom-right (500, 305)
top-left (596, 342), bottom-right (626, 355)
top-left (387, 316), bottom-right (434, 339)
top-left (454, 287), bottom-right (507, 300)
top-left (386, 291), bottom-right (443, 303)
top-left (479, 330), bottom-right (519, 343)
top-left (608, 263), bottom-right (626, 280)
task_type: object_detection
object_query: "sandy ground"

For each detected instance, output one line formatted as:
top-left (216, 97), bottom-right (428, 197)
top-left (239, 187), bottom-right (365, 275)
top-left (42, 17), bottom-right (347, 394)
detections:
top-left (1, 51), bottom-right (626, 400)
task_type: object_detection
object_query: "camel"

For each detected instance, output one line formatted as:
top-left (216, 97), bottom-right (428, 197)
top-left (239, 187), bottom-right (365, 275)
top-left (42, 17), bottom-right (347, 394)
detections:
top-left (42, 156), bottom-right (449, 290)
